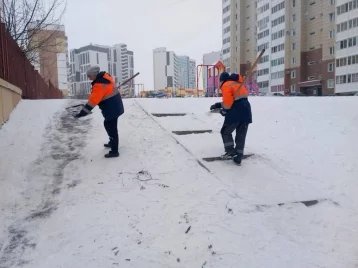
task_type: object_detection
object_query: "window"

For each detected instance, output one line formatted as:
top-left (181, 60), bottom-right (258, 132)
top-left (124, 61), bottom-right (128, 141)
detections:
top-left (258, 3), bottom-right (269, 14)
top-left (272, 15), bottom-right (285, 27)
top-left (308, 76), bottom-right (315, 80)
top-left (328, 62), bottom-right (334, 72)
top-left (259, 55), bottom-right (269, 63)
top-left (258, 16), bottom-right (270, 30)
top-left (292, 43), bottom-right (296, 50)
top-left (290, 84), bottom-right (296, 92)
top-left (223, 5), bottom-right (230, 14)
top-left (258, 42), bottom-right (269, 51)
top-left (258, 29), bottom-right (270, 39)
top-left (329, 13), bottom-right (335, 22)
top-left (293, 0), bottom-right (296, 7)
top-left (292, 14), bottom-right (296, 21)
top-left (258, 81), bottom-right (269, 88)
top-left (258, 68), bottom-right (269, 76)
top-left (291, 70), bottom-right (296, 78)
top-left (271, 57), bottom-right (284, 66)
top-left (271, 43), bottom-right (284, 53)
top-left (329, 46), bottom-right (335, 55)
top-left (327, 79), bottom-right (334, 88)
top-left (271, 71), bottom-right (284, 79)
top-left (292, 57), bottom-right (296, 64)
top-left (329, 30), bottom-right (335, 39)
top-left (272, 29), bottom-right (285, 40)
top-left (331, 0), bottom-right (335, 5)
top-left (308, 61), bottom-right (315, 65)
top-left (223, 15), bottom-right (230, 24)
top-left (272, 1), bottom-right (285, 14)
top-left (292, 29), bottom-right (296, 36)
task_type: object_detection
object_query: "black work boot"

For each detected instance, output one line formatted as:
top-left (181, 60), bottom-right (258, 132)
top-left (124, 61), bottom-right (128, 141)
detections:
top-left (221, 151), bottom-right (237, 159)
top-left (104, 141), bottom-right (112, 148)
top-left (104, 151), bottom-right (119, 158)
top-left (233, 153), bottom-right (243, 165)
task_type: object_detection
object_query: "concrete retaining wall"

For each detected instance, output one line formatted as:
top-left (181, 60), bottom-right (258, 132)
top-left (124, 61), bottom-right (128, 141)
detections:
top-left (0, 78), bottom-right (22, 126)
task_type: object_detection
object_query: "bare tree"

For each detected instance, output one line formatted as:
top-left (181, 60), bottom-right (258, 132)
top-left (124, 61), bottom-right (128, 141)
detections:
top-left (1, 0), bottom-right (66, 64)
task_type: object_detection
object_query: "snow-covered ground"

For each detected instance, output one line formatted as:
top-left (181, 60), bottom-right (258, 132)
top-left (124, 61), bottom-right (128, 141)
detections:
top-left (0, 97), bottom-right (357, 268)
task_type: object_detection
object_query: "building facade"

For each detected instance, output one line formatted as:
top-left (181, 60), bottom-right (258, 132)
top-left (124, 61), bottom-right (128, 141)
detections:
top-left (189, 59), bottom-right (196, 89)
top-left (222, 0), bottom-right (357, 95)
top-left (177, 56), bottom-right (196, 89)
top-left (153, 47), bottom-right (180, 90)
top-left (222, 0), bottom-right (257, 74)
top-left (335, 0), bottom-right (358, 94)
top-left (29, 23), bottom-right (69, 96)
top-left (69, 43), bottom-right (135, 97)
top-left (178, 56), bottom-right (190, 88)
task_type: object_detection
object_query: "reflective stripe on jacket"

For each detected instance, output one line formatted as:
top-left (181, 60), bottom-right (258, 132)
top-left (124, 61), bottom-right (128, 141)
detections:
top-left (220, 77), bottom-right (248, 109)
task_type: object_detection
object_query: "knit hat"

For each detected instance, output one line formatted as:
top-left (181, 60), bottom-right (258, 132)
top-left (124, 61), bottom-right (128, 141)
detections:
top-left (87, 66), bottom-right (100, 76)
top-left (229, 73), bottom-right (239, 81)
top-left (219, 72), bottom-right (230, 82)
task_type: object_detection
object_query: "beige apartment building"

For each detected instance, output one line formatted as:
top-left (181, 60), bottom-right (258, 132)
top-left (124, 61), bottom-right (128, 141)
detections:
top-left (222, 0), bottom-right (340, 96)
top-left (28, 23), bottom-right (69, 96)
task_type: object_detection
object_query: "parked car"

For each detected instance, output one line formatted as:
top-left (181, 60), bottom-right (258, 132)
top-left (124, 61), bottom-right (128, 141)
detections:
top-left (271, 92), bottom-right (285, 97)
top-left (354, 92), bottom-right (358, 96)
top-left (288, 92), bottom-right (306, 96)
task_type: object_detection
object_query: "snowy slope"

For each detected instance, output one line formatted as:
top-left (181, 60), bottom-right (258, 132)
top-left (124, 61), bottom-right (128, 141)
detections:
top-left (0, 98), bottom-right (357, 268)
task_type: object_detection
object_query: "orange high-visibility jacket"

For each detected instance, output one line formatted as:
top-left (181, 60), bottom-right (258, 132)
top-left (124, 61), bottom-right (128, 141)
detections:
top-left (221, 75), bottom-right (248, 109)
top-left (80, 72), bottom-right (124, 120)
top-left (87, 72), bottom-right (117, 108)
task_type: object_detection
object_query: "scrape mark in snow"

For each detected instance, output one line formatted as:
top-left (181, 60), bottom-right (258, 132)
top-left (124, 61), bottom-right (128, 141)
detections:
top-left (0, 102), bottom-right (92, 267)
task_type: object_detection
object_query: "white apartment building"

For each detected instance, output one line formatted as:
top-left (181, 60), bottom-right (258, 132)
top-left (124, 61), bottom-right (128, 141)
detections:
top-left (178, 56), bottom-right (190, 88)
top-left (335, 0), bottom-right (358, 94)
top-left (256, 0), bottom-right (286, 94)
top-left (222, 0), bottom-right (232, 72)
top-left (153, 47), bottom-right (180, 90)
top-left (203, 51), bottom-right (222, 90)
top-left (69, 43), bottom-right (135, 97)
top-left (221, 0), bottom-right (257, 74)
top-left (189, 59), bottom-right (196, 89)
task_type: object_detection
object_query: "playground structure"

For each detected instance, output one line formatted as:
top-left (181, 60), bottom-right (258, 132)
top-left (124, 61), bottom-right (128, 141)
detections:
top-left (196, 61), bottom-right (226, 97)
top-left (197, 61), bottom-right (260, 97)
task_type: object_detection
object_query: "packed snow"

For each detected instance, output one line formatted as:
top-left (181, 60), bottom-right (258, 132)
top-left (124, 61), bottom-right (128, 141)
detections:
top-left (0, 97), bottom-right (358, 268)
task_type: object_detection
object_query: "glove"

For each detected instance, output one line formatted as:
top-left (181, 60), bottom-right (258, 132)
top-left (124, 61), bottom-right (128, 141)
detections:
top-left (75, 109), bottom-right (88, 118)
top-left (210, 102), bottom-right (221, 110)
top-left (220, 108), bottom-right (229, 117)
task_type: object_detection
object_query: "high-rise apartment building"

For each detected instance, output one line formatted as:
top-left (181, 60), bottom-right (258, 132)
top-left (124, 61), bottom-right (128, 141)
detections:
top-left (222, 0), bottom-right (257, 74)
top-left (153, 47), bottom-right (179, 90)
top-left (178, 56), bottom-right (190, 88)
top-left (177, 56), bottom-right (196, 89)
top-left (222, 0), bottom-right (356, 95)
top-left (335, 0), bottom-right (358, 94)
top-left (153, 48), bottom-right (196, 90)
top-left (69, 43), bottom-right (134, 97)
top-left (29, 23), bottom-right (69, 96)
top-left (189, 59), bottom-right (196, 89)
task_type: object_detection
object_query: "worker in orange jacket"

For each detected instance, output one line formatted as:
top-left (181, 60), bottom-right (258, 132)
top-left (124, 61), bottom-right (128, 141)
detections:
top-left (210, 72), bottom-right (252, 165)
top-left (75, 66), bottom-right (124, 158)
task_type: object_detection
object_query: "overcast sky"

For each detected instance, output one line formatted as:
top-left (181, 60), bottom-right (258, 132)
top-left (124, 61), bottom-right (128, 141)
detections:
top-left (64, 0), bottom-right (222, 90)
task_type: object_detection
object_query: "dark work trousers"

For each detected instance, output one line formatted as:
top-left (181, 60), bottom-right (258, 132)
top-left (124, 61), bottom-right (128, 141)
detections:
top-left (220, 123), bottom-right (249, 154)
top-left (104, 117), bottom-right (119, 152)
